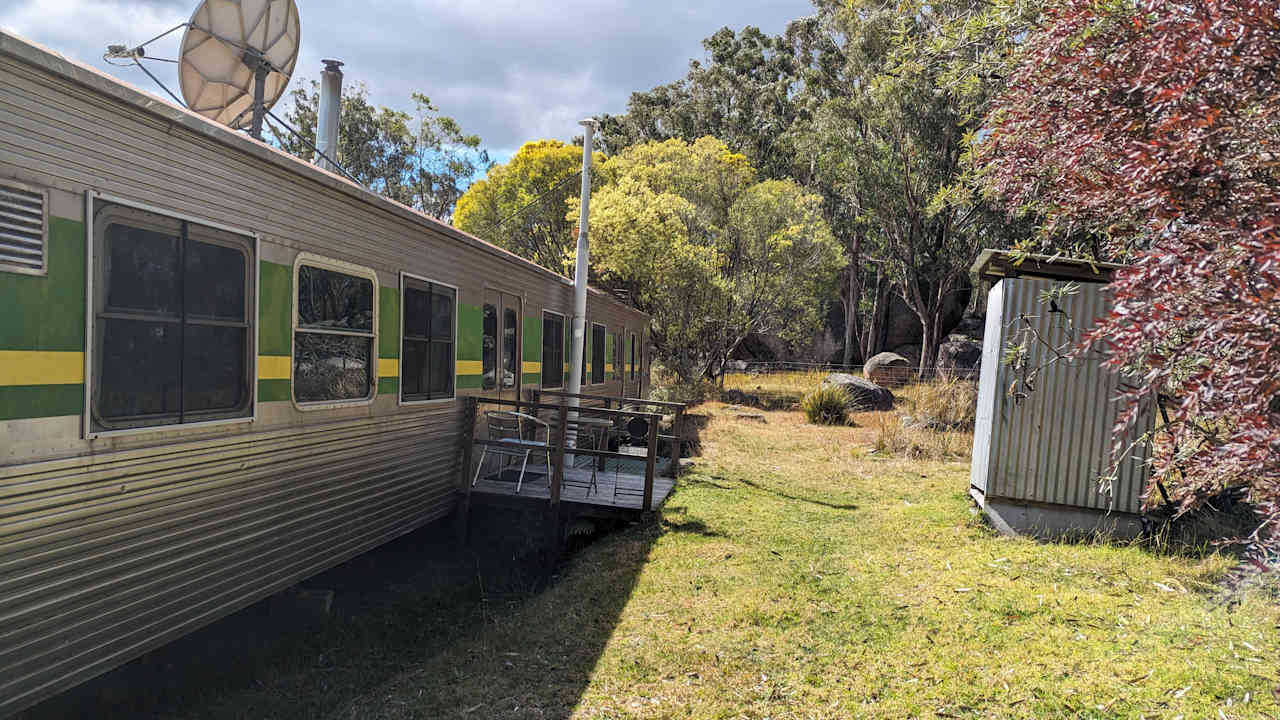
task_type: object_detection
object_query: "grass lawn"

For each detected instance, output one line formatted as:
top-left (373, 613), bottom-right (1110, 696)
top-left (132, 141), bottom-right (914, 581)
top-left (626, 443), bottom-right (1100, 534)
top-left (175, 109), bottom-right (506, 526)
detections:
top-left (332, 403), bottom-right (1280, 719)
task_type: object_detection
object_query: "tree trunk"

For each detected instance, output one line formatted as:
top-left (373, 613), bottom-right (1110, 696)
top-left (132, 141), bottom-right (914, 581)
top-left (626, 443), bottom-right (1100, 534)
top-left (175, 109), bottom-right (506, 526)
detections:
top-left (841, 269), bottom-right (859, 367)
top-left (918, 306), bottom-right (944, 378)
top-left (862, 274), bottom-right (889, 362)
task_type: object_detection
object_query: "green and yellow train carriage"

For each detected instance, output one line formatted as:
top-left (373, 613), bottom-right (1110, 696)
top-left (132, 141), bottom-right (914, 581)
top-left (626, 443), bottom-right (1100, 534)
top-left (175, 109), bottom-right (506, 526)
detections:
top-left (0, 31), bottom-right (649, 716)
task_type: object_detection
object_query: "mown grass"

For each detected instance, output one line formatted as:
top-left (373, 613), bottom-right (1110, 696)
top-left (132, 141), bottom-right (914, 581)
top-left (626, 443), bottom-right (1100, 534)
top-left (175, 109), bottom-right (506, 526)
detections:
top-left (331, 404), bottom-right (1280, 719)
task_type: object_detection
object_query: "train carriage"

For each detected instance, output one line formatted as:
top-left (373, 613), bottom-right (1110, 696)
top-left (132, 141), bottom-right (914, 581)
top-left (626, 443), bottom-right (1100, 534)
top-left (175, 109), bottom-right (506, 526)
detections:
top-left (0, 31), bottom-right (650, 716)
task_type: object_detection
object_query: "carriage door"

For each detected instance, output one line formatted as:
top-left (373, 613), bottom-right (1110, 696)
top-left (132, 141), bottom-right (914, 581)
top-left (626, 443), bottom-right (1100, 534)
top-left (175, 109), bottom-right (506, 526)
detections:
top-left (482, 289), bottom-right (522, 402)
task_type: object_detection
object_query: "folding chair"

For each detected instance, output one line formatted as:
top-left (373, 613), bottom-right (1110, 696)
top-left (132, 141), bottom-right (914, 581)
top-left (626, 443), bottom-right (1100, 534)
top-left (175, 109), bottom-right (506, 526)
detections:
top-left (471, 410), bottom-right (551, 493)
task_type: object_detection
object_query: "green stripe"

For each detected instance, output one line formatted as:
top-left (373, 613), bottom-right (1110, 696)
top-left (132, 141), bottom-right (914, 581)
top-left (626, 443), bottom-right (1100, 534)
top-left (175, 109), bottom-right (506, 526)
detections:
top-left (521, 372), bottom-right (541, 386)
top-left (258, 261), bottom-right (291, 356)
top-left (523, 313), bottom-right (541, 367)
top-left (379, 286), bottom-right (399, 360)
top-left (0, 217), bottom-right (85, 352)
top-left (378, 377), bottom-right (398, 395)
top-left (0, 384), bottom-right (82, 421)
top-left (457, 375), bottom-right (483, 390)
top-left (258, 378), bottom-right (291, 402)
top-left (457, 302), bottom-right (482, 361)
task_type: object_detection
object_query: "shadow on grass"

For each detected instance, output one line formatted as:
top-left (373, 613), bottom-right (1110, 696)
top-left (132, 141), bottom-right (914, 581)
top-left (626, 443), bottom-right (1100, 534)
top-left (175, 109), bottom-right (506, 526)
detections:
top-left (735, 476), bottom-right (859, 512)
top-left (660, 517), bottom-right (726, 538)
top-left (25, 505), bottom-right (658, 720)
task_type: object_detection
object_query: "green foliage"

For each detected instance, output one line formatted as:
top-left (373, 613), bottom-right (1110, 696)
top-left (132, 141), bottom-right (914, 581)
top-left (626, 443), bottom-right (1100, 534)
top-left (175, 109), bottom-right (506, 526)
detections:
top-left (587, 137), bottom-right (843, 382)
top-left (788, 0), bottom-right (1041, 371)
top-left (274, 81), bottom-right (490, 220)
top-left (801, 384), bottom-right (849, 425)
top-left (596, 26), bottom-right (801, 182)
top-left (453, 139), bottom-right (604, 272)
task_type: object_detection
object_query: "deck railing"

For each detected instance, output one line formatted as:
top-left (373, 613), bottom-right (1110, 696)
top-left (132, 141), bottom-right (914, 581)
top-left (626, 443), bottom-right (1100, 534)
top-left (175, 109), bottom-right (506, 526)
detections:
top-left (460, 395), bottom-right (682, 511)
top-left (530, 389), bottom-right (687, 480)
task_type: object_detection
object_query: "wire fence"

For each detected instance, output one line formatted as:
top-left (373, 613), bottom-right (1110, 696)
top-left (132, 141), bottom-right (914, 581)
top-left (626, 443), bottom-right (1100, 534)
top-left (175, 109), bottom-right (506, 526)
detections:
top-left (723, 360), bottom-right (979, 381)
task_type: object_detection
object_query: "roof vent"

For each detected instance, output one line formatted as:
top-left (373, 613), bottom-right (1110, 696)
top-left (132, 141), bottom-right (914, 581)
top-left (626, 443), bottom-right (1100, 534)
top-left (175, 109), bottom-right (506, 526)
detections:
top-left (0, 181), bottom-right (47, 275)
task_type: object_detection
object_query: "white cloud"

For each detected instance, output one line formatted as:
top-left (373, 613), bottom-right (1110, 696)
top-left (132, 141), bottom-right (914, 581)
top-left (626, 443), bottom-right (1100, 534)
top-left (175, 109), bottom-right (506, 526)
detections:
top-left (1, 0), bottom-right (810, 149)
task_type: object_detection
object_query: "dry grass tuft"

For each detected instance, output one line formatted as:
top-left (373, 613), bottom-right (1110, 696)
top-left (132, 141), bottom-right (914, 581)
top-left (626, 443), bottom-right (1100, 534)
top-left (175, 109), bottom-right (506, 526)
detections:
top-left (800, 384), bottom-right (850, 425)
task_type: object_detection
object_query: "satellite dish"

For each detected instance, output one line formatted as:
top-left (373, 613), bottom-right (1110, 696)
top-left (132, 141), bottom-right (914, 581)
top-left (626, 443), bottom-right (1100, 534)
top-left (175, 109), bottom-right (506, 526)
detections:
top-left (178, 0), bottom-right (301, 138)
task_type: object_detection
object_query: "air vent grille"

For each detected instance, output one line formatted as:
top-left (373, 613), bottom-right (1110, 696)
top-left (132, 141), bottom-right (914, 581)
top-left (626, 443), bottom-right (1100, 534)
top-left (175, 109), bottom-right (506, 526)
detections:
top-left (0, 182), bottom-right (47, 275)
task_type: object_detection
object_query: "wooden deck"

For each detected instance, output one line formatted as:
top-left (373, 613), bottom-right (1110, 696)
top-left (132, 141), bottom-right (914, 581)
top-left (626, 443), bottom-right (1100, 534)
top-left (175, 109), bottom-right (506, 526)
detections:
top-left (461, 393), bottom-right (688, 521)
top-left (469, 449), bottom-right (677, 514)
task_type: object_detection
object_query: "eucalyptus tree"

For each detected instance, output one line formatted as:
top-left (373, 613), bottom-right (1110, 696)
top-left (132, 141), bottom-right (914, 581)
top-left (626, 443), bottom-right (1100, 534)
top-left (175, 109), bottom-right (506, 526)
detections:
top-left (788, 0), bottom-right (1040, 372)
top-left (586, 138), bottom-right (843, 382)
top-left (453, 139), bottom-right (604, 272)
top-left (275, 81), bottom-right (490, 221)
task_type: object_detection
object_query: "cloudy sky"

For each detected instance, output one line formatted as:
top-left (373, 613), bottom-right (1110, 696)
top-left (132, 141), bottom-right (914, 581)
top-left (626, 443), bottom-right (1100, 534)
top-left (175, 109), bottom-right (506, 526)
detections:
top-left (1, 0), bottom-right (812, 161)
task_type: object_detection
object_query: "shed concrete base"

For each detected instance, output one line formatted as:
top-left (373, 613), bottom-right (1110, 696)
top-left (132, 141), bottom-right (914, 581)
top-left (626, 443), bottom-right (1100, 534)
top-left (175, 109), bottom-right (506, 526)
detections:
top-left (971, 488), bottom-right (1143, 540)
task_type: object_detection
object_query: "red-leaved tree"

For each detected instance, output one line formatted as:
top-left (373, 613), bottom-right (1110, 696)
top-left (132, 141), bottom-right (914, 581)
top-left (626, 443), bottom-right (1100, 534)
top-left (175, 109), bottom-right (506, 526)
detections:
top-left (978, 0), bottom-right (1280, 551)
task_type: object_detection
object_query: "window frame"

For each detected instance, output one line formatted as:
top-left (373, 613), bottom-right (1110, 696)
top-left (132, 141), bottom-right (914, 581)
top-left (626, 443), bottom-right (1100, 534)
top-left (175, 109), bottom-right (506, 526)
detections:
top-left (589, 321), bottom-right (606, 386)
top-left (291, 252), bottom-right (379, 411)
top-left (629, 332), bottom-right (637, 381)
top-left (83, 191), bottom-right (260, 440)
top-left (612, 330), bottom-right (623, 381)
top-left (540, 309), bottom-right (566, 390)
top-left (398, 271), bottom-right (458, 406)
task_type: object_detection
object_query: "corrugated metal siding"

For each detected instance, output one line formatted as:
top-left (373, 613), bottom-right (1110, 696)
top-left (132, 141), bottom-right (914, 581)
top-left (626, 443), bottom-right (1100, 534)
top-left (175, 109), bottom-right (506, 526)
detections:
top-left (975, 277), bottom-right (1149, 514)
top-left (0, 406), bottom-right (461, 715)
top-left (0, 36), bottom-right (651, 716)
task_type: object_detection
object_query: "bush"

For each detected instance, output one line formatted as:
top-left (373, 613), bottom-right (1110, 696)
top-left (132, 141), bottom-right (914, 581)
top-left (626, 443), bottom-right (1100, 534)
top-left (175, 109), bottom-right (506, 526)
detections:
top-left (801, 385), bottom-right (849, 425)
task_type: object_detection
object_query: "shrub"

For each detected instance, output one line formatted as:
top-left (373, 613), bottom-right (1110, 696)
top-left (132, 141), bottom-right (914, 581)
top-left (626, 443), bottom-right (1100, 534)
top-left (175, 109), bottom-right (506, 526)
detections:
top-left (979, 0), bottom-right (1280, 558)
top-left (801, 385), bottom-right (849, 425)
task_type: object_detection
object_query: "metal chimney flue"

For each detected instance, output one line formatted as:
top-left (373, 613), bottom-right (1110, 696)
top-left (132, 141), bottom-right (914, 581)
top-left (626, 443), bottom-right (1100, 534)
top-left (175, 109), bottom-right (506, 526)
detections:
top-left (316, 59), bottom-right (344, 172)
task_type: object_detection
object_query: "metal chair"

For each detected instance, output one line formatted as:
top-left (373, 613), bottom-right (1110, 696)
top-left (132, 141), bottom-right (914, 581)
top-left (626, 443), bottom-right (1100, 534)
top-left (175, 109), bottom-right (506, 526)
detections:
top-left (471, 410), bottom-right (551, 493)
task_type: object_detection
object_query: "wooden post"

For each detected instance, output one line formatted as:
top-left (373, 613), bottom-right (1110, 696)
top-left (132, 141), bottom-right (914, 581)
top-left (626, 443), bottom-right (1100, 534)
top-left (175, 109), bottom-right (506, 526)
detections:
top-left (552, 402), bottom-right (567, 509)
top-left (458, 396), bottom-right (478, 542)
top-left (643, 414), bottom-right (658, 511)
top-left (669, 406), bottom-right (684, 477)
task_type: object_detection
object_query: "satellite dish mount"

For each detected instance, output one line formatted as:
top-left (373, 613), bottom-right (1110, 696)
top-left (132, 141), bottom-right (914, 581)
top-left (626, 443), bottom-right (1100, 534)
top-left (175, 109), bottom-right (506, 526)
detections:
top-left (240, 47), bottom-right (273, 140)
top-left (177, 0), bottom-right (301, 139)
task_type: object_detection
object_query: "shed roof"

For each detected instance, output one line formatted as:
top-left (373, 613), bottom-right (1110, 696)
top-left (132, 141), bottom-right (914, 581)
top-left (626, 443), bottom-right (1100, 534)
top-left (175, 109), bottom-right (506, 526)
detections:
top-left (971, 249), bottom-right (1124, 285)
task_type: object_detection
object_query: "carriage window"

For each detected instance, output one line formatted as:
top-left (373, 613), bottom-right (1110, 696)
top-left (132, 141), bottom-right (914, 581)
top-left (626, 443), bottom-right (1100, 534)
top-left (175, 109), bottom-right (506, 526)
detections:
top-left (541, 312), bottom-right (564, 389)
top-left (294, 263), bottom-right (375, 403)
top-left (481, 303), bottom-right (497, 390)
top-left (591, 322), bottom-right (606, 385)
top-left (503, 307), bottom-right (518, 391)
top-left (92, 201), bottom-right (253, 431)
top-left (401, 277), bottom-right (455, 401)
top-left (613, 332), bottom-right (623, 380)
top-left (630, 333), bottom-right (637, 380)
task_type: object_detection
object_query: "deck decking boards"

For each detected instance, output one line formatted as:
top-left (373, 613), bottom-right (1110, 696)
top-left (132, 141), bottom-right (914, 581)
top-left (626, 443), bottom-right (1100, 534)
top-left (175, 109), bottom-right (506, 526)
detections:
top-left (469, 465), bottom-right (676, 513)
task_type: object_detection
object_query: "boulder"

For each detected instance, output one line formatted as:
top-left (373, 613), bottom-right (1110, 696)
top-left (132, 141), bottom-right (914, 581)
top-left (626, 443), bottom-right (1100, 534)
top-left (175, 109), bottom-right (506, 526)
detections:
top-left (823, 373), bottom-right (895, 412)
top-left (937, 333), bottom-right (983, 381)
top-left (864, 352), bottom-right (913, 388)
top-left (950, 313), bottom-right (985, 340)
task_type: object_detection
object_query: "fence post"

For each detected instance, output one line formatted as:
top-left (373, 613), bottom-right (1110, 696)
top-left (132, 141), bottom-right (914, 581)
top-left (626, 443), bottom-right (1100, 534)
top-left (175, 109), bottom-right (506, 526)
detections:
top-left (669, 405), bottom-right (684, 477)
top-left (552, 401), bottom-right (567, 509)
top-left (643, 414), bottom-right (658, 511)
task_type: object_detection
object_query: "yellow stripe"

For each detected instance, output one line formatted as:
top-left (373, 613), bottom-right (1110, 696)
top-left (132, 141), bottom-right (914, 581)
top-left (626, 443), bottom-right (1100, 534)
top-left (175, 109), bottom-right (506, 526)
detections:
top-left (522, 361), bottom-right (541, 374)
top-left (458, 360), bottom-right (483, 375)
top-left (258, 355), bottom-right (291, 380)
top-left (0, 351), bottom-right (83, 386)
top-left (378, 358), bottom-right (399, 378)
